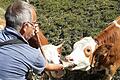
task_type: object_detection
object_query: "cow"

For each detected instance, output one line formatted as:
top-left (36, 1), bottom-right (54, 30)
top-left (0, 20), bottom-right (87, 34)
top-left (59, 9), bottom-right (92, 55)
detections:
top-left (65, 36), bottom-right (97, 71)
top-left (65, 16), bottom-right (120, 72)
top-left (28, 32), bottom-right (64, 79)
top-left (40, 43), bottom-right (64, 79)
top-left (90, 43), bottom-right (120, 80)
top-left (28, 30), bottom-right (73, 79)
top-left (42, 42), bottom-right (71, 80)
top-left (27, 42), bottom-right (66, 80)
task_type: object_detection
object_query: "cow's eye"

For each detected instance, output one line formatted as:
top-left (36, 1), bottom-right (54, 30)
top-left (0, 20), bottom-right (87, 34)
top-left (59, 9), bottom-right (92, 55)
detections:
top-left (87, 49), bottom-right (91, 52)
top-left (109, 55), bottom-right (114, 58)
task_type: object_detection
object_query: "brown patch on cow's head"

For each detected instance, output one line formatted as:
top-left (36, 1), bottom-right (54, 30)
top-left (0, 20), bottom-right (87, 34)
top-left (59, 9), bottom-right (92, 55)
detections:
top-left (93, 43), bottom-right (114, 67)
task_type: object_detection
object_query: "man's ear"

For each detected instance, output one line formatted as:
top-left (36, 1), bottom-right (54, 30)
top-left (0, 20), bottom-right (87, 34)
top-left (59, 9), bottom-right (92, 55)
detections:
top-left (20, 23), bottom-right (28, 34)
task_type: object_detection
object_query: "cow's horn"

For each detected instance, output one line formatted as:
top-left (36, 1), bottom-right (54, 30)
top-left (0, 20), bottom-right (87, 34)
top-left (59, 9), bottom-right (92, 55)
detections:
top-left (56, 41), bottom-right (65, 48)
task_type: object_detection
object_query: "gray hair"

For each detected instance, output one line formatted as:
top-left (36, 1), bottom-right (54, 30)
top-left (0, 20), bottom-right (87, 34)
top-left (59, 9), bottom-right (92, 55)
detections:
top-left (5, 0), bottom-right (35, 30)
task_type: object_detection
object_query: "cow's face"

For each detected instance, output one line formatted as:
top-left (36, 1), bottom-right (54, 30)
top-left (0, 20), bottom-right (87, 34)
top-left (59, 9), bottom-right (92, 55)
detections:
top-left (92, 43), bottom-right (113, 67)
top-left (42, 42), bottom-right (65, 78)
top-left (65, 37), bottom-right (97, 71)
top-left (42, 43), bottom-right (63, 64)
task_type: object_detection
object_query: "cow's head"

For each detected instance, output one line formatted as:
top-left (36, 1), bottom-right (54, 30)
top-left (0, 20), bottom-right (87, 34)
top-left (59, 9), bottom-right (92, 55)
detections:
top-left (89, 43), bottom-right (115, 80)
top-left (42, 43), bottom-right (63, 64)
top-left (42, 42), bottom-right (65, 78)
top-left (91, 43), bottom-right (114, 68)
top-left (65, 37), bottom-right (97, 71)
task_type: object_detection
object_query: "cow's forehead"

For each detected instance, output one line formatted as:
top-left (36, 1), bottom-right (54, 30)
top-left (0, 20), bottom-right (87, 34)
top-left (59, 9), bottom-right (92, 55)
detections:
top-left (74, 36), bottom-right (96, 49)
top-left (42, 44), bottom-right (55, 48)
top-left (42, 44), bottom-right (61, 64)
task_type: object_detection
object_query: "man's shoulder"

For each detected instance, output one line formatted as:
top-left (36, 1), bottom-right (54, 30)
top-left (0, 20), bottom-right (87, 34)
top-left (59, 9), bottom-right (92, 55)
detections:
top-left (0, 29), bottom-right (12, 42)
top-left (0, 43), bottom-right (41, 60)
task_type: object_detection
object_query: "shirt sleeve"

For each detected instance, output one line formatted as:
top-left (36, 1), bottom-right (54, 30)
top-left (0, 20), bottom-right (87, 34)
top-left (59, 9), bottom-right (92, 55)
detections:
top-left (32, 48), bottom-right (46, 74)
top-left (18, 44), bottom-right (46, 75)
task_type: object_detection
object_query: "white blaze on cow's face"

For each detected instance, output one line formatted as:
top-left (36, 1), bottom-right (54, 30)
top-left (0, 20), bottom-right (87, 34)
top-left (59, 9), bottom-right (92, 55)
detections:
top-left (65, 37), bottom-right (97, 71)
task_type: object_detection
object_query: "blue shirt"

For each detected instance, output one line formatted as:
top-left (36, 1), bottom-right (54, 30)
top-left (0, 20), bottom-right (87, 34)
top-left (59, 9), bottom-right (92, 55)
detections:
top-left (0, 27), bottom-right (46, 80)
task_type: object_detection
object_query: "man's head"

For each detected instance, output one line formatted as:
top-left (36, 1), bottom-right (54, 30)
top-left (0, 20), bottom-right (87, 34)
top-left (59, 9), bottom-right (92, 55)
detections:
top-left (5, 0), bottom-right (38, 40)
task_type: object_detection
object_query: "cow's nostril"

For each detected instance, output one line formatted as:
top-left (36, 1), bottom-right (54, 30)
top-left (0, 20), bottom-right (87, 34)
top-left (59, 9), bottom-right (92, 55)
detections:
top-left (69, 58), bottom-right (73, 61)
top-left (65, 56), bottom-right (74, 62)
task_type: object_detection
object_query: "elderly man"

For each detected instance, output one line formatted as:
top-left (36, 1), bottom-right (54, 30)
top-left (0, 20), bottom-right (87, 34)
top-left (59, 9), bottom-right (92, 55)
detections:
top-left (0, 0), bottom-right (63, 80)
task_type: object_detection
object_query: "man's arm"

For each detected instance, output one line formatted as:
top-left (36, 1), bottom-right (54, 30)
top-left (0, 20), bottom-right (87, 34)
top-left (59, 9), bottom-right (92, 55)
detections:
top-left (44, 61), bottom-right (64, 71)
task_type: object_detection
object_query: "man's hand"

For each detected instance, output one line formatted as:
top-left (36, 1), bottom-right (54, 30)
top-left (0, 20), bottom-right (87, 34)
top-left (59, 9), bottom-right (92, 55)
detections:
top-left (45, 62), bottom-right (64, 71)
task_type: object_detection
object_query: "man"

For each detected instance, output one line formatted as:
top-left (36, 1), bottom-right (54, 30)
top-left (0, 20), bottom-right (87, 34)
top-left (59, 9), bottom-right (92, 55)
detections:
top-left (0, 0), bottom-right (63, 80)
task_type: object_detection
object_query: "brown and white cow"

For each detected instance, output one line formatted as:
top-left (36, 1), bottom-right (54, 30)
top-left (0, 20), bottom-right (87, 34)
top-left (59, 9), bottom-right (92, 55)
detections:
top-left (65, 16), bottom-right (120, 72)
top-left (65, 36), bottom-right (97, 71)
top-left (90, 43), bottom-right (120, 80)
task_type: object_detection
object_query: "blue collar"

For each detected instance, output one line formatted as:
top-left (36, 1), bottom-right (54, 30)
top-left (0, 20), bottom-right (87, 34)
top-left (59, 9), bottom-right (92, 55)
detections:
top-left (4, 27), bottom-right (28, 44)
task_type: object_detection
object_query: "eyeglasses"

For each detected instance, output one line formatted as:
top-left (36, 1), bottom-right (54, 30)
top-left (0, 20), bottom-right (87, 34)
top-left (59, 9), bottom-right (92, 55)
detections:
top-left (27, 21), bottom-right (41, 34)
top-left (27, 21), bottom-right (39, 29)
top-left (22, 21), bottom-right (40, 34)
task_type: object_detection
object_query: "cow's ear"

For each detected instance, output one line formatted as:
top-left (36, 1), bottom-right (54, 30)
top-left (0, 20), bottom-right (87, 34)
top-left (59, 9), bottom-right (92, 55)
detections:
top-left (56, 41), bottom-right (65, 48)
top-left (57, 47), bottom-right (62, 54)
top-left (56, 41), bottom-right (65, 54)
top-left (105, 43), bottom-right (113, 50)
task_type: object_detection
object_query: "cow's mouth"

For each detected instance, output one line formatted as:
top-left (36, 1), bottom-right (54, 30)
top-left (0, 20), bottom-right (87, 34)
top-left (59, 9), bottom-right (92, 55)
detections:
top-left (61, 60), bottom-right (92, 71)
top-left (60, 59), bottom-right (77, 70)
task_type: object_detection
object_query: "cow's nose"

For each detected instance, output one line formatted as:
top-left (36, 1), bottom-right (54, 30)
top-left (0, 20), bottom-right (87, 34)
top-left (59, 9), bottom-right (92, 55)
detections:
top-left (69, 58), bottom-right (73, 61)
top-left (65, 56), bottom-right (74, 62)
